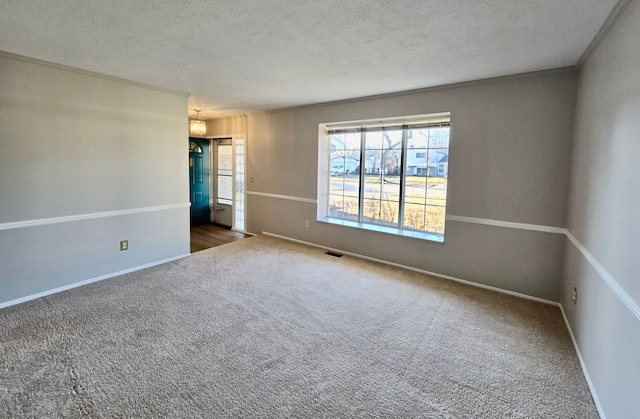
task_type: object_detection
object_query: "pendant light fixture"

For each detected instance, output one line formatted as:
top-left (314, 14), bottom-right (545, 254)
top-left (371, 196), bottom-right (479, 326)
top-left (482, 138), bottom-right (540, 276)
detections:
top-left (190, 109), bottom-right (207, 136)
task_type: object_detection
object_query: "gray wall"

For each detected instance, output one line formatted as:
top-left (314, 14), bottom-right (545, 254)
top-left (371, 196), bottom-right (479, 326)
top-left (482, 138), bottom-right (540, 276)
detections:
top-left (561, 1), bottom-right (640, 417)
top-left (0, 53), bottom-right (191, 306)
top-left (233, 70), bottom-right (577, 301)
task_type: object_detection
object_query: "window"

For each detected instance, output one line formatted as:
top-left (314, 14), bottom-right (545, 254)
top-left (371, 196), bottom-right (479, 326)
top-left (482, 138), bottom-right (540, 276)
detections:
top-left (318, 113), bottom-right (450, 242)
top-left (234, 138), bottom-right (246, 231)
top-left (216, 142), bottom-right (233, 205)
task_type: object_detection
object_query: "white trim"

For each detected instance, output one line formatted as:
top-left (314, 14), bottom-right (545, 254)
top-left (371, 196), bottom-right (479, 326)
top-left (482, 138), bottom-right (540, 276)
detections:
top-left (576, 0), bottom-right (632, 68)
top-left (253, 67), bottom-right (575, 116)
top-left (319, 217), bottom-right (444, 243)
top-left (247, 191), bottom-right (317, 204)
top-left (565, 231), bottom-right (640, 320)
top-left (0, 253), bottom-right (191, 309)
top-left (446, 215), bottom-right (566, 234)
top-left (232, 228), bottom-right (257, 236)
top-left (559, 305), bottom-right (607, 418)
top-left (0, 203), bottom-right (190, 231)
top-left (262, 232), bottom-right (558, 306)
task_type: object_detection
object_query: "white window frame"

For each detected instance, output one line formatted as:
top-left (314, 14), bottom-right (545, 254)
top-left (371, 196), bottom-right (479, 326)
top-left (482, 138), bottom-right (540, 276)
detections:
top-left (317, 113), bottom-right (450, 242)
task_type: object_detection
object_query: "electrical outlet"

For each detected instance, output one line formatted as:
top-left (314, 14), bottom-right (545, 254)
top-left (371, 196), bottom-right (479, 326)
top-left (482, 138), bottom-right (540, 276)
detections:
top-left (120, 240), bottom-right (129, 251)
top-left (250, 176), bottom-right (255, 183)
top-left (304, 220), bottom-right (310, 228)
top-left (572, 287), bottom-right (577, 304)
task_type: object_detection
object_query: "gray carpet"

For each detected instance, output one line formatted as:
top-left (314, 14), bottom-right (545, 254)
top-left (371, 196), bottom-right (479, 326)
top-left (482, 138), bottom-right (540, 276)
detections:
top-left (1, 235), bottom-right (598, 418)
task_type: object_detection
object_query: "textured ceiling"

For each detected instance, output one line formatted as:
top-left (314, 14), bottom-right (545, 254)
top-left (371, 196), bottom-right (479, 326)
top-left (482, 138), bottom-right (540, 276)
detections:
top-left (0, 0), bottom-right (620, 118)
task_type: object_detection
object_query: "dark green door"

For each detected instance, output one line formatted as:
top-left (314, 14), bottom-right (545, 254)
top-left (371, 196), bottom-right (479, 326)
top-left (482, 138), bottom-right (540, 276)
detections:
top-left (189, 138), bottom-right (210, 226)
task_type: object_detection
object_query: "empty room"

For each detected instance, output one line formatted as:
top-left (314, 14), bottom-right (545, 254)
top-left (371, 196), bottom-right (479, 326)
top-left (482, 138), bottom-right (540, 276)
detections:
top-left (1, 1), bottom-right (638, 418)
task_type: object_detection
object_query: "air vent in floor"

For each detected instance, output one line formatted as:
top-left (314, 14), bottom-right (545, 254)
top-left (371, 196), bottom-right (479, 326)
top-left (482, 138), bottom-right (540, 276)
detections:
top-left (325, 251), bottom-right (343, 258)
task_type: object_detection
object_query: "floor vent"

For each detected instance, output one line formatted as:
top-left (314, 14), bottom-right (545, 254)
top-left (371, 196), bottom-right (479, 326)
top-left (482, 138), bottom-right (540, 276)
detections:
top-left (325, 251), bottom-right (343, 258)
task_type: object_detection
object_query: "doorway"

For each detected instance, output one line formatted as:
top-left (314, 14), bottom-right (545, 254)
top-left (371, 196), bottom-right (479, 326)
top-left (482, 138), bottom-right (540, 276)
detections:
top-left (189, 138), bottom-right (210, 226)
top-left (188, 136), bottom-right (246, 232)
top-left (212, 139), bottom-right (233, 227)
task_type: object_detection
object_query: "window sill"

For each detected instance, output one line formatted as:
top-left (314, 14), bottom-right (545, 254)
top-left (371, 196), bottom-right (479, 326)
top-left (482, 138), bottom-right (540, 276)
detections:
top-left (318, 217), bottom-right (444, 243)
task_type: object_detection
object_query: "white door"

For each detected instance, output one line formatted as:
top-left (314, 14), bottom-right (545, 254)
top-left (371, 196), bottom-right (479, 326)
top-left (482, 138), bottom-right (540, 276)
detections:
top-left (213, 139), bottom-right (233, 226)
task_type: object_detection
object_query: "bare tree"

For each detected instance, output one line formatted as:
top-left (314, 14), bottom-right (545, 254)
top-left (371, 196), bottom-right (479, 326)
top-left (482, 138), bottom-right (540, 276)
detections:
top-left (382, 132), bottom-right (402, 175)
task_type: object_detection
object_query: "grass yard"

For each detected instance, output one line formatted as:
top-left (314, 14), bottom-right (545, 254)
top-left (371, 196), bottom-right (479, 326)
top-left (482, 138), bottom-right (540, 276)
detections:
top-left (329, 175), bottom-right (448, 233)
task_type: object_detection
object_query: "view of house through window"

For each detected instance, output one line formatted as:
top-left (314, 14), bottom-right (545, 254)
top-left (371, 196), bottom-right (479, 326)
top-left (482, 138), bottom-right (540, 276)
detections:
top-left (324, 114), bottom-right (450, 241)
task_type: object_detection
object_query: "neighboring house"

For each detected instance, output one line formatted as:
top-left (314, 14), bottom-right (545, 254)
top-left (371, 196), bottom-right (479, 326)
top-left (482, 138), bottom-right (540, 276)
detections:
top-left (429, 151), bottom-right (448, 177)
top-left (330, 157), bottom-right (359, 175)
top-left (364, 155), bottom-right (381, 174)
top-left (405, 149), bottom-right (448, 177)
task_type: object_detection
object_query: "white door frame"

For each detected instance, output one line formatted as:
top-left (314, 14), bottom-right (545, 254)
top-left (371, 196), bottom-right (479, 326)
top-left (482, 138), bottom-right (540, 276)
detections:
top-left (208, 135), bottom-right (246, 232)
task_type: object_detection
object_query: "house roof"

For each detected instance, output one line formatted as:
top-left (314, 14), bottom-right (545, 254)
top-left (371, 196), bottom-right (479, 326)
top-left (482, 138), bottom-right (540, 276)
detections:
top-left (0, 0), bottom-right (621, 117)
top-left (425, 150), bottom-right (449, 164)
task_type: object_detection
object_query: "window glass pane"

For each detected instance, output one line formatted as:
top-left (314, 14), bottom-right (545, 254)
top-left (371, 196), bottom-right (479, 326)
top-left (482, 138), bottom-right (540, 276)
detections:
top-left (330, 154), bottom-right (360, 176)
top-left (330, 132), bottom-right (361, 222)
top-left (364, 129), bottom-right (402, 228)
top-left (408, 129), bottom-right (429, 148)
top-left (405, 148), bottom-right (429, 177)
top-left (234, 139), bottom-right (245, 231)
top-left (365, 131), bottom-right (383, 149)
top-left (384, 132), bottom-right (403, 176)
top-left (363, 176), bottom-right (382, 199)
top-left (429, 127), bottom-right (450, 148)
top-left (425, 204), bottom-right (446, 234)
top-left (363, 149), bottom-right (382, 175)
top-left (329, 194), bottom-right (359, 221)
top-left (217, 144), bottom-right (233, 205)
top-left (362, 198), bottom-right (399, 227)
top-left (331, 134), bottom-right (345, 151)
top-left (217, 176), bottom-right (233, 205)
top-left (330, 173), bottom-right (360, 198)
top-left (402, 126), bottom-right (449, 235)
top-left (403, 203), bottom-right (427, 231)
top-left (403, 176), bottom-right (427, 205)
top-left (344, 132), bottom-right (361, 150)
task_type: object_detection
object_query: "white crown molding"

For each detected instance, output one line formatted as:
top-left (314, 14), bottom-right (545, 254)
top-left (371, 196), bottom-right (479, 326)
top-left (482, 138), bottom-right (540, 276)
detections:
top-left (576, 0), bottom-right (632, 68)
top-left (0, 50), bottom-right (190, 97)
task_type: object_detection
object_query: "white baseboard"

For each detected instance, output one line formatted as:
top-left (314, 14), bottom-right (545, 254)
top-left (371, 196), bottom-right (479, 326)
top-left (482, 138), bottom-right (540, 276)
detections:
top-left (0, 253), bottom-right (191, 309)
top-left (559, 304), bottom-right (606, 418)
top-left (262, 231), bottom-right (558, 306)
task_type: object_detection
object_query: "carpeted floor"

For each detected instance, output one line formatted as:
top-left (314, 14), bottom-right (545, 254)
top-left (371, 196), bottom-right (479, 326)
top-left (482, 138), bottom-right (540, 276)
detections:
top-left (1, 235), bottom-right (598, 418)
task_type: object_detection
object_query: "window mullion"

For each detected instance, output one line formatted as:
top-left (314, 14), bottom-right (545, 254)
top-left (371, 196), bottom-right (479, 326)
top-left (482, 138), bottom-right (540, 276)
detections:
top-left (358, 131), bottom-right (366, 223)
top-left (398, 128), bottom-right (408, 229)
